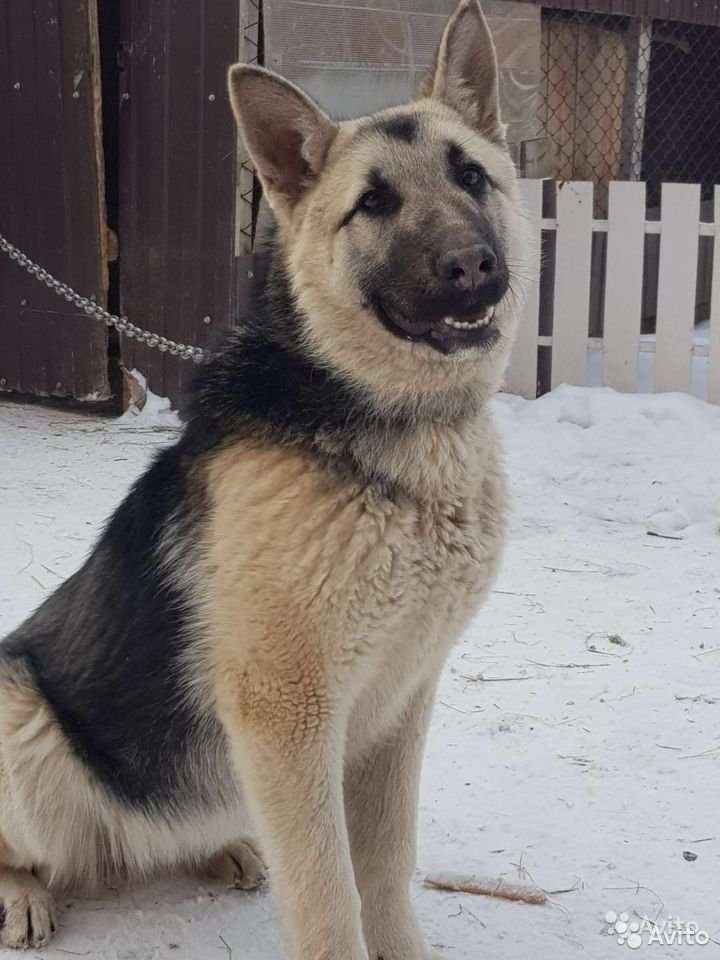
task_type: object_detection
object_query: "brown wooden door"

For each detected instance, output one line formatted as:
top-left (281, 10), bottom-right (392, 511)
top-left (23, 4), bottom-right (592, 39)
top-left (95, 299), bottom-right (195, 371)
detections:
top-left (118, 0), bottom-right (243, 408)
top-left (0, 0), bottom-right (110, 401)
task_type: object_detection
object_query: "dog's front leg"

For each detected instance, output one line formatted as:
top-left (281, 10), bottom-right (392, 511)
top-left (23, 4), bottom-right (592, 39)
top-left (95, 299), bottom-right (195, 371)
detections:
top-left (222, 674), bottom-right (366, 960)
top-left (345, 677), bottom-right (439, 960)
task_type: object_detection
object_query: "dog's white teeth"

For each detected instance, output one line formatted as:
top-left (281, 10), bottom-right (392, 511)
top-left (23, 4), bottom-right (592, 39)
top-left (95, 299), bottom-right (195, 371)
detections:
top-left (442, 308), bottom-right (496, 331)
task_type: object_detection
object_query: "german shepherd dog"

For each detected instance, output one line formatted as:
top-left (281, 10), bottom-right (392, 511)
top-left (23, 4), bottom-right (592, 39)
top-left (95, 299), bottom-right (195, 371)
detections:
top-left (0, 1), bottom-right (528, 955)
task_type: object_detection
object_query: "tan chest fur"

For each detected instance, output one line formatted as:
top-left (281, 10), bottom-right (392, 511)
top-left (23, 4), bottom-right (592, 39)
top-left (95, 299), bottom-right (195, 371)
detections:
top-left (203, 414), bottom-right (506, 758)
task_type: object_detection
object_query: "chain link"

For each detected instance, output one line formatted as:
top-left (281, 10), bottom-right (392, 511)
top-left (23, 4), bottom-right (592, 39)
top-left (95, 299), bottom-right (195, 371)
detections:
top-left (0, 233), bottom-right (207, 363)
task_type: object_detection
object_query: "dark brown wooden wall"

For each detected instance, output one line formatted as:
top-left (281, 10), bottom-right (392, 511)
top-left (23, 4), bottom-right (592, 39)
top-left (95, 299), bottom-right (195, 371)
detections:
top-left (0, 0), bottom-right (110, 400)
top-left (118, 0), bottom-right (241, 407)
top-left (518, 0), bottom-right (720, 27)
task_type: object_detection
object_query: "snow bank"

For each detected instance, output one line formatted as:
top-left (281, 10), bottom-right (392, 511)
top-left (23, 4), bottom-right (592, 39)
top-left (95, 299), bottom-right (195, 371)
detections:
top-left (1, 385), bottom-right (719, 959)
top-left (494, 385), bottom-right (720, 540)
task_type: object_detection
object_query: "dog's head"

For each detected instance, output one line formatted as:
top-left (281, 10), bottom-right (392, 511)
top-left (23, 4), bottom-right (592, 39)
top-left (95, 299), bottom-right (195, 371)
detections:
top-left (228, 0), bottom-right (527, 413)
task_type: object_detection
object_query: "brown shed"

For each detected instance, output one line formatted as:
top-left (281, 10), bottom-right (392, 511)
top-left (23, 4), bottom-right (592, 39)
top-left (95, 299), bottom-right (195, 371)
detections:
top-left (1, 0), bottom-right (718, 407)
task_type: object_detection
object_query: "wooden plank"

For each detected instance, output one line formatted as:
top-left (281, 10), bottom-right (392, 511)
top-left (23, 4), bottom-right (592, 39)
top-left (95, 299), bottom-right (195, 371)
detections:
top-left (603, 181), bottom-right (645, 393)
top-left (0, 0), bottom-right (109, 401)
top-left (709, 188), bottom-right (720, 406)
top-left (551, 181), bottom-right (594, 388)
top-left (654, 183), bottom-right (700, 394)
top-left (120, 0), bottom-right (240, 407)
top-left (573, 23), bottom-right (625, 194)
top-left (542, 20), bottom-right (578, 184)
top-left (504, 179), bottom-right (542, 399)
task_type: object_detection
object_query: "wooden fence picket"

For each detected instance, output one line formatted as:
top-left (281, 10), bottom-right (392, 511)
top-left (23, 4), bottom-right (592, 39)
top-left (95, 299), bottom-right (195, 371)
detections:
top-left (551, 181), bottom-right (594, 389)
top-left (602, 181), bottom-right (645, 393)
top-left (708, 187), bottom-right (720, 406)
top-left (505, 179), bottom-right (542, 399)
top-left (503, 179), bottom-right (718, 405)
top-left (654, 183), bottom-right (701, 394)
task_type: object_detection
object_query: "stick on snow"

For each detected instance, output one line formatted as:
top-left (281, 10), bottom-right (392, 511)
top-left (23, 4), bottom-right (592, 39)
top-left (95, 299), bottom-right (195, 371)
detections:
top-left (424, 872), bottom-right (547, 905)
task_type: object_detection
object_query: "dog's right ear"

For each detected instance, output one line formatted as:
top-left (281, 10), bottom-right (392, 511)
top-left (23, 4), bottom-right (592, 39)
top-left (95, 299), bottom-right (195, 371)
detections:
top-left (419, 0), bottom-right (505, 145)
top-left (228, 65), bottom-right (338, 210)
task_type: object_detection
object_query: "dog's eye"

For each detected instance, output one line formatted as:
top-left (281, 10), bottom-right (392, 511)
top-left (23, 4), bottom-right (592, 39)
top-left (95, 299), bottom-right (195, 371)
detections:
top-left (461, 165), bottom-right (486, 189)
top-left (359, 189), bottom-right (386, 212)
top-left (339, 177), bottom-right (400, 227)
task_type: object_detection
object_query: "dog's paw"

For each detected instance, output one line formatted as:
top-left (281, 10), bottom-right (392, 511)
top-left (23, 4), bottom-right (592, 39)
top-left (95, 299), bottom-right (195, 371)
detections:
top-left (205, 840), bottom-right (267, 891)
top-left (0, 870), bottom-right (57, 950)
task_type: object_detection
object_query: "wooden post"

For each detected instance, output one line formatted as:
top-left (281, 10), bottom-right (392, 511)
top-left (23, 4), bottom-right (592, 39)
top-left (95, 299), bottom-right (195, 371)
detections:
top-left (620, 17), bottom-right (653, 182)
top-left (603, 181), bottom-right (646, 393)
top-left (504, 179), bottom-right (543, 399)
top-left (654, 183), bottom-right (701, 394)
top-left (551, 181), bottom-right (594, 389)
top-left (708, 188), bottom-right (720, 405)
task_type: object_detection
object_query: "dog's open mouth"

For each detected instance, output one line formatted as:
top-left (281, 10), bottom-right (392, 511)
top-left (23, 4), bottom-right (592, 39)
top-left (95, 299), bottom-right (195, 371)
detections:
top-left (373, 299), bottom-right (501, 355)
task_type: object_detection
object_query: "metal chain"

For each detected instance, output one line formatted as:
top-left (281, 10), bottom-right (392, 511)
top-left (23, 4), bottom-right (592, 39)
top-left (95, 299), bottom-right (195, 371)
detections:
top-left (0, 233), bottom-right (206, 363)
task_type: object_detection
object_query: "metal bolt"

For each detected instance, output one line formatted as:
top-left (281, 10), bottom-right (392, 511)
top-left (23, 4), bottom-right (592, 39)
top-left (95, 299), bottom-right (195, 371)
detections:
top-left (55, 382), bottom-right (63, 391)
top-left (208, 93), bottom-right (216, 102)
top-left (72, 90), bottom-right (80, 99)
top-left (13, 81), bottom-right (21, 90)
top-left (202, 315), bottom-right (212, 325)
top-left (247, 270), bottom-right (254, 279)
top-left (122, 92), bottom-right (129, 101)
top-left (20, 298), bottom-right (27, 307)
top-left (0, 378), bottom-right (7, 386)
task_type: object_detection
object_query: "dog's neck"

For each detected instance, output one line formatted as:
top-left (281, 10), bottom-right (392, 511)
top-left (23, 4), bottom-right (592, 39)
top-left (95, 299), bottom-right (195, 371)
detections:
top-left (344, 413), bottom-right (496, 503)
top-left (184, 251), bottom-right (492, 502)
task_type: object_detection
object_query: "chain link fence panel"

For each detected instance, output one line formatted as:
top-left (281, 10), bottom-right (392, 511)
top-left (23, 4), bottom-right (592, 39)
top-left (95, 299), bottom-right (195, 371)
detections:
top-left (539, 8), bottom-right (720, 214)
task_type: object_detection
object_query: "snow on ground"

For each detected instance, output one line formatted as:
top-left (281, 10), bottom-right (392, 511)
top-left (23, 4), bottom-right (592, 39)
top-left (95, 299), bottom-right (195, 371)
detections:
top-left (1, 385), bottom-right (719, 960)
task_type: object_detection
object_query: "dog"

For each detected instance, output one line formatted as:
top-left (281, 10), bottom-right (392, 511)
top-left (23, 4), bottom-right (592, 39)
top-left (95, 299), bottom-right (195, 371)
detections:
top-left (0, 1), bottom-right (528, 955)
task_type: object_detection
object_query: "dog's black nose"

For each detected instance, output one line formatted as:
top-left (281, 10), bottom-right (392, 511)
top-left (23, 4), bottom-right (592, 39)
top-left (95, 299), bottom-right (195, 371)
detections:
top-left (436, 244), bottom-right (498, 291)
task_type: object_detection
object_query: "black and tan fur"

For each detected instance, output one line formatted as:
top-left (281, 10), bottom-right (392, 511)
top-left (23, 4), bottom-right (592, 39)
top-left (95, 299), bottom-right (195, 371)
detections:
top-left (0, 2), bottom-right (530, 956)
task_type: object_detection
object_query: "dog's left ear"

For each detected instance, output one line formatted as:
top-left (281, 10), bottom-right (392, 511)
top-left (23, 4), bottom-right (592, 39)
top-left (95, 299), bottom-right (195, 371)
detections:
top-left (228, 64), bottom-right (338, 210)
top-left (419, 0), bottom-right (505, 145)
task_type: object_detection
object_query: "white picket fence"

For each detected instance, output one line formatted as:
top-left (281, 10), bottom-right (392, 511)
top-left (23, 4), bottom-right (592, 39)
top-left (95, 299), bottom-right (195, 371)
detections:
top-left (505, 180), bottom-right (720, 405)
